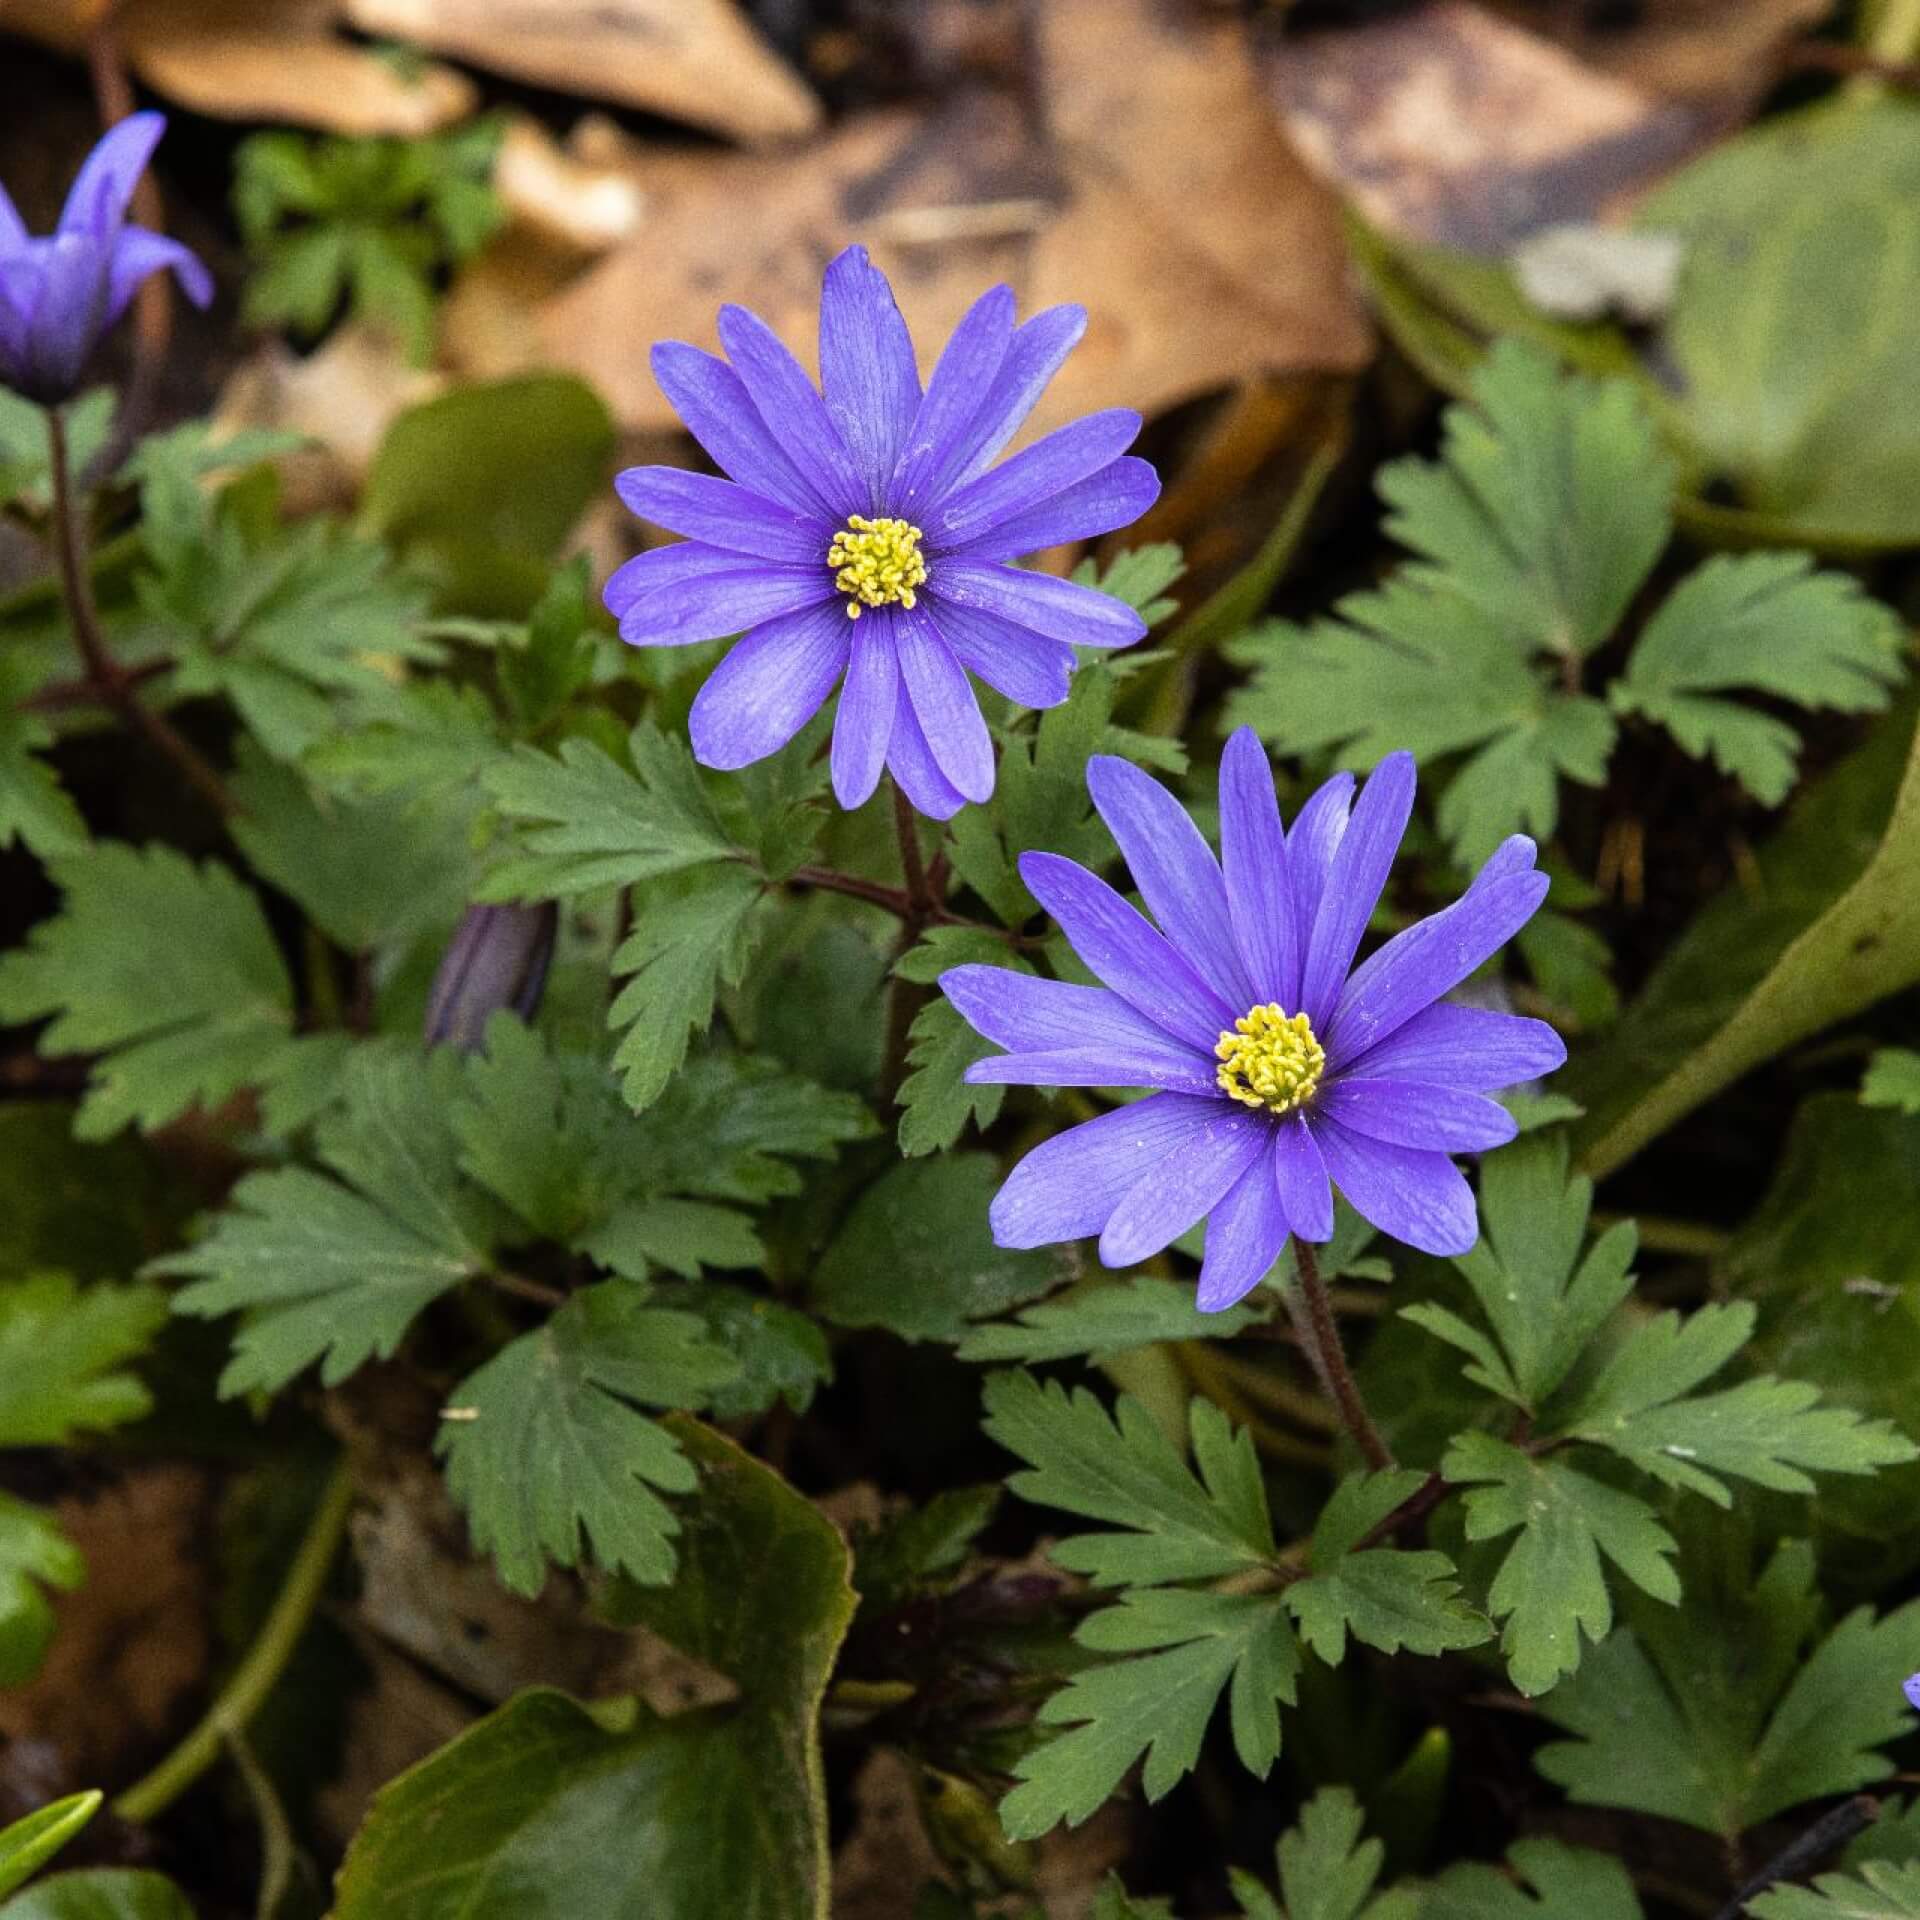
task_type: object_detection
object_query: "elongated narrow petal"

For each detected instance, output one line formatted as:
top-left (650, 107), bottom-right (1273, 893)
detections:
top-left (105, 227), bottom-right (211, 322)
top-left (819, 245), bottom-right (920, 503)
top-left (14, 233), bottom-right (107, 398)
top-left (935, 560), bottom-right (1149, 648)
top-left (603, 541), bottom-right (750, 618)
top-left (895, 605), bottom-right (994, 803)
top-left (1298, 752), bottom-right (1416, 1030)
top-left (885, 677), bottom-right (968, 820)
top-left (1326, 866), bottom-right (1551, 1066)
top-left (688, 602), bottom-right (850, 769)
top-left (990, 1093), bottom-right (1227, 1248)
top-left (614, 467), bottom-right (826, 562)
top-left (717, 302), bottom-right (867, 515)
top-left (1319, 1078), bottom-right (1519, 1153)
top-left (59, 110), bottom-right (164, 235)
top-left (889, 284), bottom-right (1016, 517)
top-left (927, 409), bottom-right (1142, 550)
top-left (1018, 851), bottom-right (1236, 1053)
top-left (1196, 1155), bottom-right (1290, 1312)
top-left (1315, 1119), bottom-right (1478, 1257)
top-left (612, 561), bottom-right (833, 647)
top-left (943, 965), bottom-right (1213, 1060)
top-left (830, 613), bottom-right (898, 809)
top-left (1272, 1113), bottom-right (1333, 1242)
top-left (947, 304), bottom-right (1089, 488)
top-left (933, 599), bottom-right (1076, 709)
top-left (0, 182), bottom-right (25, 250)
top-left (966, 1046), bottom-right (1220, 1096)
top-left (950, 458), bottom-right (1161, 563)
top-left (1099, 1106), bottom-right (1272, 1266)
top-left (1087, 754), bottom-right (1255, 1010)
top-left (1218, 728), bottom-right (1299, 1008)
top-left (1286, 770), bottom-right (1353, 950)
top-left (651, 341), bottom-right (831, 519)
top-left (1341, 1001), bottom-right (1566, 1091)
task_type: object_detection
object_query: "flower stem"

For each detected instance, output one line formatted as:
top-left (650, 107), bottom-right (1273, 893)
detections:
top-left (113, 1458), bottom-right (354, 1824)
top-left (1281, 1241), bottom-right (1395, 1471)
top-left (44, 407), bottom-right (235, 820)
top-left (878, 781), bottom-right (938, 1104)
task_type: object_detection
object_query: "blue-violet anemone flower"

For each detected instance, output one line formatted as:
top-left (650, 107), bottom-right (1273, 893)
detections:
top-left (0, 113), bottom-right (212, 406)
top-left (605, 245), bottom-right (1160, 819)
top-left (941, 731), bottom-right (1565, 1309)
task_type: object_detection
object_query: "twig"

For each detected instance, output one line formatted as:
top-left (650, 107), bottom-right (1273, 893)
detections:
top-left (45, 408), bottom-right (235, 818)
top-left (1710, 1795), bottom-right (1880, 1920)
top-left (1280, 1241), bottom-right (1395, 1470)
top-left (488, 1269), bottom-right (567, 1309)
top-left (114, 1459), bottom-right (354, 1823)
top-left (878, 781), bottom-right (939, 1104)
top-left (790, 865), bottom-right (917, 918)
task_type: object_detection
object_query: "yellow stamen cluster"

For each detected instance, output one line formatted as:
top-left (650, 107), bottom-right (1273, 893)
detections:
top-left (828, 514), bottom-right (928, 618)
top-left (1215, 1004), bottom-right (1325, 1114)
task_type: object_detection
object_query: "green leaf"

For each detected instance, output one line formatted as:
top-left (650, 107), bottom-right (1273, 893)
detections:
top-left (1230, 1786), bottom-right (1420, 1920)
top-left (1748, 1864), bottom-right (1920, 1919)
top-left (161, 1049), bottom-right (496, 1393)
top-left (0, 1497), bottom-right (84, 1688)
top-left (668, 1283), bottom-right (831, 1421)
top-left (957, 1274), bottom-right (1262, 1363)
top-left (983, 1371), bottom-right (1275, 1587)
top-left (897, 997), bottom-right (1006, 1157)
top-left (1421, 1839), bottom-right (1644, 1920)
top-left (0, 1274), bottom-right (167, 1446)
top-left (499, 558), bottom-right (597, 732)
top-left (1863, 1048), bottom-right (1920, 1115)
top-left (0, 1796), bottom-right (103, 1904)
top-left (851, 1486), bottom-right (1000, 1616)
top-left (0, 1870), bottom-right (196, 1919)
top-left (1613, 553), bottom-right (1902, 804)
top-left (0, 843), bottom-right (338, 1141)
top-left (437, 1281), bottom-right (737, 1595)
top-left (480, 722), bottom-right (740, 901)
top-left (813, 1157), bottom-right (1056, 1344)
top-left (1285, 1471), bottom-right (1488, 1665)
top-left (0, 663), bottom-right (86, 859)
top-left (1442, 1431), bottom-right (1678, 1697)
top-left (1536, 1539), bottom-right (1920, 1837)
top-left (337, 1421), bottom-right (855, 1920)
top-left (1405, 1132), bottom-right (1636, 1410)
top-left (1574, 701), bottom-right (1920, 1177)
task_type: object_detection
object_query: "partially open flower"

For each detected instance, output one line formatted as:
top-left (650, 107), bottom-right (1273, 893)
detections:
top-left (0, 114), bottom-right (212, 406)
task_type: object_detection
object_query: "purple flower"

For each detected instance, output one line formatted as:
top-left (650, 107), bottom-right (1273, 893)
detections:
top-left (1905, 1671), bottom-right (1920, 1714)
top-left (424, 903), bottom-right (559, 1053)
top-left (942, 731), bottom-right (1565, 1310)
top-left (0, 113), bottom-right (212, 406)
top-left (605, 245), bottom-right (1160, 819)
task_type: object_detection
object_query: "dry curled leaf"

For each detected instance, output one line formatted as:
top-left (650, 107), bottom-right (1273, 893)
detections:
top-left (342, 0), bottom-right (822, 146)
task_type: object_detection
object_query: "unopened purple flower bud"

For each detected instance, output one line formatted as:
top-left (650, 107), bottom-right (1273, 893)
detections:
top-left (423, 903), bottom-right (559, 1053)
top-left (0, 114), bottom-right (212, 406)
top-left (1904, 1671), bottom-right (1920, 1713)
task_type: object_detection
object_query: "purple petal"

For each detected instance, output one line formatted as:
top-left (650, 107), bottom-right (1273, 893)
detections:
top-left (1326, 862), bottom-right (1551, 1066)
top-left (1314, 1118), bottom-right (1479, 1257)
top-left (604, 541), bottom-right (747, 619)
top-left (651, 341), bottom-right (831, 520)
top-left (1196, 1155), bottom-right (1291, 1312)
top-left (819, 245), bottom-right (921, 506)
top-left (932, 598), bottom-right (1076, 709)
top-left (1219, 728), bottom-right (1299, 1009)
top-left (1342, 1001), bottom-right (1567, 1092)
top-left (890, 285), bottom-right (1016, 518)
top-left (15, 233), bottom-right (108, 399)
top-left (942, 966), bottom-right (1212, 1059)
top-left (990, 1092), bottom-right (1227, 1248)
top-left (1297, 753), bottom-right (1416, 1031)
top-left (947, 304), bottom-right (1089, 489)
top-left (106, 227), bottom-right (211, 322)
top-left (1273, 1113), bottom-right (1334, 1242)
top-left (896, 605), bottom-right (994, 804)
top-left (1099, 1106), bottom-right (1271, 1266)
top-left (1286, 771), bottom-right (1354, 949)
top-left (936, 561), bottom-right (1149, 649)
top-left (1018, 851), bottom-right (1236, 1053)
top-left (0, 182), bottom-right (26, 250)
top-left (947, 458), bottom-right (1161, 563)
top-left (926, 409), bottom-right (1142, 550)
top-left (59, 112), bottom-right (164, 237)
top-left (830, 612), bottom-right (898, 809)
top-left (1319, 1078), bottom-right (1518, 1153)
top-left (717, 303), bottom-right (867, 519)
top-left (1087, 754), bottom-right (1256, 1009)
top-left (687, 601), bottom-right (850, 770)
top-left (614, 467), bottom-right (826, 563)
top-left (966, 1047), bottom-right (1219, 1096)
top-left (886, 675), bottom-right (968, 820)
top-left (611, 558), bottom-right (833, 647)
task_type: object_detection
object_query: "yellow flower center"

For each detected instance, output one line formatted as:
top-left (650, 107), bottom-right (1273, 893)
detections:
top-left (828, 514), bottom-right (928, 618)
top-left (1215, 1004), bottom-right (1325, 1114)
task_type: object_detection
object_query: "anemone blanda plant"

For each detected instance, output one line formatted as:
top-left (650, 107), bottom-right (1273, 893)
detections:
top-left (0, 113), bottom-right (211, 406)
top-left (605, 245), bottom-right (1160, 819)
top-left (943, 730), bottom-right (1564, 1310)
